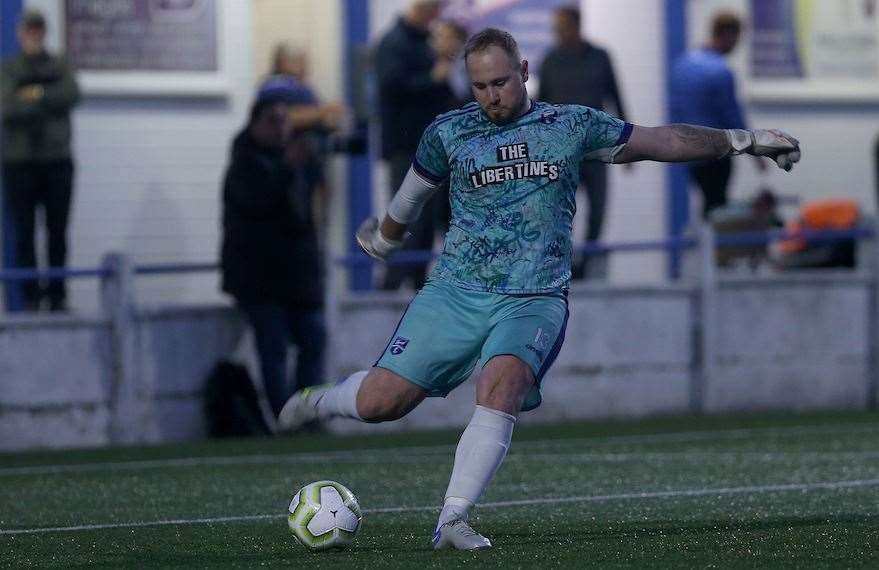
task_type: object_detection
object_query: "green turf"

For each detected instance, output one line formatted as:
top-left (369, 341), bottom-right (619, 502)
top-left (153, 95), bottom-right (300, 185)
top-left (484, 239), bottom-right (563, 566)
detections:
top-left (2, 411), bottom-right (879, 568)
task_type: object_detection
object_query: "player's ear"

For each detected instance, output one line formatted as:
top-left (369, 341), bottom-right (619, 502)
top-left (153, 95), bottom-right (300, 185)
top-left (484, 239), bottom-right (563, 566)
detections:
top-left (520, 59), bottom-right (529, 83)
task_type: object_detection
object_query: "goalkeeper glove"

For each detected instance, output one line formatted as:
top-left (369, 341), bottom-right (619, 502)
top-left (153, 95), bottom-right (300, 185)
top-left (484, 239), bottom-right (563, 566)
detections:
top-left (356, 217), bottom-right (404, 261)
top-left (726, 129), bottom-right (802, 171)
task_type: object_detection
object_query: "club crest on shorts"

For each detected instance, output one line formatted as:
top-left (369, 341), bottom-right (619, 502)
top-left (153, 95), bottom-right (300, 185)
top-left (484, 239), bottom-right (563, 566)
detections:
top-left (390, 336), bottom-right (410, 355)
top-left (526, 327), bottom-right (549, 360)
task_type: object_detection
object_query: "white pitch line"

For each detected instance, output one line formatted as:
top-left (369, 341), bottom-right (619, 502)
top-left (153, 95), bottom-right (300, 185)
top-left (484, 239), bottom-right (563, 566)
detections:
top-left (2, 422), bottom-right (878, 477)
top-left (2, 477), bottom-right (878, 536)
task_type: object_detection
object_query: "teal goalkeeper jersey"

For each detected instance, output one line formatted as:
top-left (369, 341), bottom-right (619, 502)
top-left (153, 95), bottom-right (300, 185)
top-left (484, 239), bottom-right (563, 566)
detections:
top-left (413, 100), bottom-right (633, 294)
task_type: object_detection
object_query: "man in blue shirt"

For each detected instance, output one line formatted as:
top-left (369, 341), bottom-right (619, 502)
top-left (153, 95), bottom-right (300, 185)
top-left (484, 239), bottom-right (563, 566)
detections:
top-left (671, 12), bottom-right (762, 217)
top-left (279, 28), bottom-right (800, 550)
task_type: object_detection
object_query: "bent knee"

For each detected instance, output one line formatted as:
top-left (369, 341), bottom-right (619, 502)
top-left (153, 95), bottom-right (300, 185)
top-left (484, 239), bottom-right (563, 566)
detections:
top-left (355, 368), bottom-right (425, 422)
top-left (356, 397), bottom-right (402, 423)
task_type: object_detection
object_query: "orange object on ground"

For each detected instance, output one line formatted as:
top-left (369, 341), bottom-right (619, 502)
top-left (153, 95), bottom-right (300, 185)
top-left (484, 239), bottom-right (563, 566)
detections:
top-left (778, 199), bottom-right (859, 253)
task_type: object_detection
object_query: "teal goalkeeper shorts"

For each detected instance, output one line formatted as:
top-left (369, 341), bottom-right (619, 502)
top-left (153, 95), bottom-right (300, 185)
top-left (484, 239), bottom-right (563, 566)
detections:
top-left (374, 278), bottom-right (569, 411)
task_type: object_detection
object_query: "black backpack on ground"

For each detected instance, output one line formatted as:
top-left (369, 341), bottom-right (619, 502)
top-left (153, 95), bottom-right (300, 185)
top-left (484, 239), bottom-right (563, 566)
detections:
top-left (204, 361), bottom-right (271, 437)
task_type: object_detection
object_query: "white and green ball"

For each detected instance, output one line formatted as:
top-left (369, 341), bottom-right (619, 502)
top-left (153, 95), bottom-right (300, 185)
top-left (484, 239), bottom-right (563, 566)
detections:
top-left (287, 480), bottom-right (362, 550)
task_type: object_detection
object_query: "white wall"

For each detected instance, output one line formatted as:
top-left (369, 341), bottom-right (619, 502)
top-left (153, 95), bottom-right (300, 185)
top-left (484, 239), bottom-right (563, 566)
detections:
top-left (25, 0), bottom-right (254, 313)
top-left (582, 0), bottom-right (668, 283)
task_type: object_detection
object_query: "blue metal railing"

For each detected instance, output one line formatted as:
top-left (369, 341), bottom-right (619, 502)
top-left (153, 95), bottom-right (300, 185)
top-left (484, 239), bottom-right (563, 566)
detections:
top-left (0, 227), bottom-right (872, 283)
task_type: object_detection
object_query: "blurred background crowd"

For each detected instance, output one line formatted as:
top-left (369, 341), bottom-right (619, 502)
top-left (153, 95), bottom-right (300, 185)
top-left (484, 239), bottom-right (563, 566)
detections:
top-left (2, 0), bottom-right (877, 442)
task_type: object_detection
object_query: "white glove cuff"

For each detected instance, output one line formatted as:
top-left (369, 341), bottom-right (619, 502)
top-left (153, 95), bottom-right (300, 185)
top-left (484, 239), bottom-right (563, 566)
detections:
top-left (725, 129), bottom-right (755, 155)
top-left (371, 231), bottom-right (403, 257)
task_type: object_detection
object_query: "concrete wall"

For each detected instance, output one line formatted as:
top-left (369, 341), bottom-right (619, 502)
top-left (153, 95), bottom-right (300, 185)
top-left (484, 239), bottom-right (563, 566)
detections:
top-left (709, 277), bottom-right (872, 411)
top-left (1, 263), bottom-right (876, 449)
top-left (0, 306), bottom-right (247, 451)
top-left (0, 316), bottom-right (112, 449)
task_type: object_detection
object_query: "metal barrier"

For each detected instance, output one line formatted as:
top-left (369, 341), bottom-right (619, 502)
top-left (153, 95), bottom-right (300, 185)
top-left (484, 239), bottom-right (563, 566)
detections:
top-left (0, 226), bottom-right (871, 286)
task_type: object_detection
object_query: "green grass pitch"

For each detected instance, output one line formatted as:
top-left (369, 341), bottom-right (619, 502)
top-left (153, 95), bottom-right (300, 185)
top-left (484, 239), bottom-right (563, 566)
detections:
top-left (2, 411), bottom-right (879, 568)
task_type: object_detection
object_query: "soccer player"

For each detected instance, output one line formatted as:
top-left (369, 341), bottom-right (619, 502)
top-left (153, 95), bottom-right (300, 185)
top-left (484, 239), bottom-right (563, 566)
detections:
top-left (279, 28), bottom-right (800, 550)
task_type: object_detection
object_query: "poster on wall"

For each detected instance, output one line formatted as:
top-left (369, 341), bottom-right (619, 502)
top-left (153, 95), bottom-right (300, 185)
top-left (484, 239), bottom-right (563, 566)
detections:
top-left (63, 0), bottom-right (227, 96)
top-left (443, 0), bottom-right (574, 80)
top-left (748, 0), bottom-right (879, 101)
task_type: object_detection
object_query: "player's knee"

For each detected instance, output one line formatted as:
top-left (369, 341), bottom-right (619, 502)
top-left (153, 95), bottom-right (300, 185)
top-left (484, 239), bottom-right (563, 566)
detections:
top-left (355, 368), bottom-right (425, 422)
top-left (477, 356), bottom-right (534, 414)
top-left (355, 395), bottom-right (404, 423)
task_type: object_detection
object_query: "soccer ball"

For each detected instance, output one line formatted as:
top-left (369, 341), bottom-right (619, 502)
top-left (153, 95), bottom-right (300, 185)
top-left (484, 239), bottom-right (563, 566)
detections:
top-left (287, 480), bottom-right (362, 550)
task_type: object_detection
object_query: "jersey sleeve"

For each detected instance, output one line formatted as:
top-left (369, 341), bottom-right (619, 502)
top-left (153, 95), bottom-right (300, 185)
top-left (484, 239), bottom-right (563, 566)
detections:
top-left (412, 120), bottom-right (450, 187)
top-left (573, 106), bottom-right (634, 163)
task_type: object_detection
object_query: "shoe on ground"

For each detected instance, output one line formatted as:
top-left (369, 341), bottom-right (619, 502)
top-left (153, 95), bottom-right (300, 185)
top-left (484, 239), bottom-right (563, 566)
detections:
top-left (432, 519), bottom-right (492, 551)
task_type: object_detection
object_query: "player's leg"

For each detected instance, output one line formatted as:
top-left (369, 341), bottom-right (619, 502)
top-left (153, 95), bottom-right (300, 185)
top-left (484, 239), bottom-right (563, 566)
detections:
top-left (432, 356), bottom-right (530, 551)
top-left (434, 293), bottom-right (568, 550)
top-left (277, 366), bottom-right (427, 430)
top-left (279, 279), bottom-right (483, 431)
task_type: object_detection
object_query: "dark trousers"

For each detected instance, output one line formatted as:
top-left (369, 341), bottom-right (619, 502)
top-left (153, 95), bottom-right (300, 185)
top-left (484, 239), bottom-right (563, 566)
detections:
top-left (689, 157), bottom-right (733, 218)
top-left (572, 160), bottom-right (608, 280)
top-left (874, 135), bottom-right (879, 207)
top-left (241, 304), bottom-right (326, 417)
top-left (2, 160), bottom-right (74, 310)
top-left (381, 152), bottom-right (448, 290)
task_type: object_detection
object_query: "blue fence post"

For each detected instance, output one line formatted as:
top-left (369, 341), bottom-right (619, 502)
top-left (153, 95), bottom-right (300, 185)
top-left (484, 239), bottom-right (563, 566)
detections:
top-left (1, 0), bottom-right (24, 311)
top-left (665, 0), bottom-right (688, 280)
top-left (343, 0), bottom-right (373, 290)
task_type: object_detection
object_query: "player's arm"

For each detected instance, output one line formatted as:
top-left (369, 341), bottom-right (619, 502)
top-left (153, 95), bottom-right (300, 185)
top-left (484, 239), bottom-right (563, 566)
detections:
top-left (614, 124), bottom-right (801, 171)
top-left (356, 168), bottom-right (439, 260)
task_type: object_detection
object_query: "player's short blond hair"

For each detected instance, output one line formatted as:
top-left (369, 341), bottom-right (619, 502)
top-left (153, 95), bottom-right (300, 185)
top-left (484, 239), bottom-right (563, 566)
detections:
top-left (463, 28), bottom-right (522, 69)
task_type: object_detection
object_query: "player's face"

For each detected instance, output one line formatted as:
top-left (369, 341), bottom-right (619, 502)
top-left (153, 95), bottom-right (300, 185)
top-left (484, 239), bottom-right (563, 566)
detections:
top-left (466, 45), bottom-right (529, 125)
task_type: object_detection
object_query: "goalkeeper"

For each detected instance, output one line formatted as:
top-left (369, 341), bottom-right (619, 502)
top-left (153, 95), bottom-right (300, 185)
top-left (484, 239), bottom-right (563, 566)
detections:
top-left (280, 28), bottom-right (800, 551)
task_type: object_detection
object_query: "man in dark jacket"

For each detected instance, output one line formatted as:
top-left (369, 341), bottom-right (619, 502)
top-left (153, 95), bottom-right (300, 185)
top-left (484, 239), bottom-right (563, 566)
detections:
top-left (1, 10), bottom-right (80, 311)
top-left (375, 0), bottom-right (453, 290)
top-left (221, 81), bottom-right (326, 419)
top-left (538, 6), bottom-right (628, 280)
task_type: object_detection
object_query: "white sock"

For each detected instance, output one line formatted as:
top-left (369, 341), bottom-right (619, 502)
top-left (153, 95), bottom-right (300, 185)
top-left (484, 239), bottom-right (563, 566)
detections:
top-left (314, 371), bottom-right (367, 421)
top-left (436, 405), bottom-right (516, 530)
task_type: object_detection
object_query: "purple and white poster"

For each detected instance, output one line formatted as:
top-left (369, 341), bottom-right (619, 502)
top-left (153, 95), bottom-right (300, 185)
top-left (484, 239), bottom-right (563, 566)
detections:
top-left (65, 0), bottom-right (218, 72)
top-left (443, 0), bottom-right (575, 78)
top-left (750, 0), bottom-right (803, 78)
top-left (750, 0), bottom-right (878, 81)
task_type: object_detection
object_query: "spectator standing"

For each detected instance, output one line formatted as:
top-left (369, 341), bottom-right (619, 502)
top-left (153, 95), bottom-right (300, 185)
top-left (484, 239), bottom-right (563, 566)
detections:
top-left (220, 81), bottom-right (326, 420)
top-left (671, 12), bottom-right (764, 218)
top-left (1, 10), bottom-right (80, 311)
top-left (538, 6), bottom-right (629, 280)
top-left (375, 0), bottom-right (453, 290)
top-left (431, 20), bottom-right (471, 107)
top-left (267, 44), bottom-right (346, 134)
